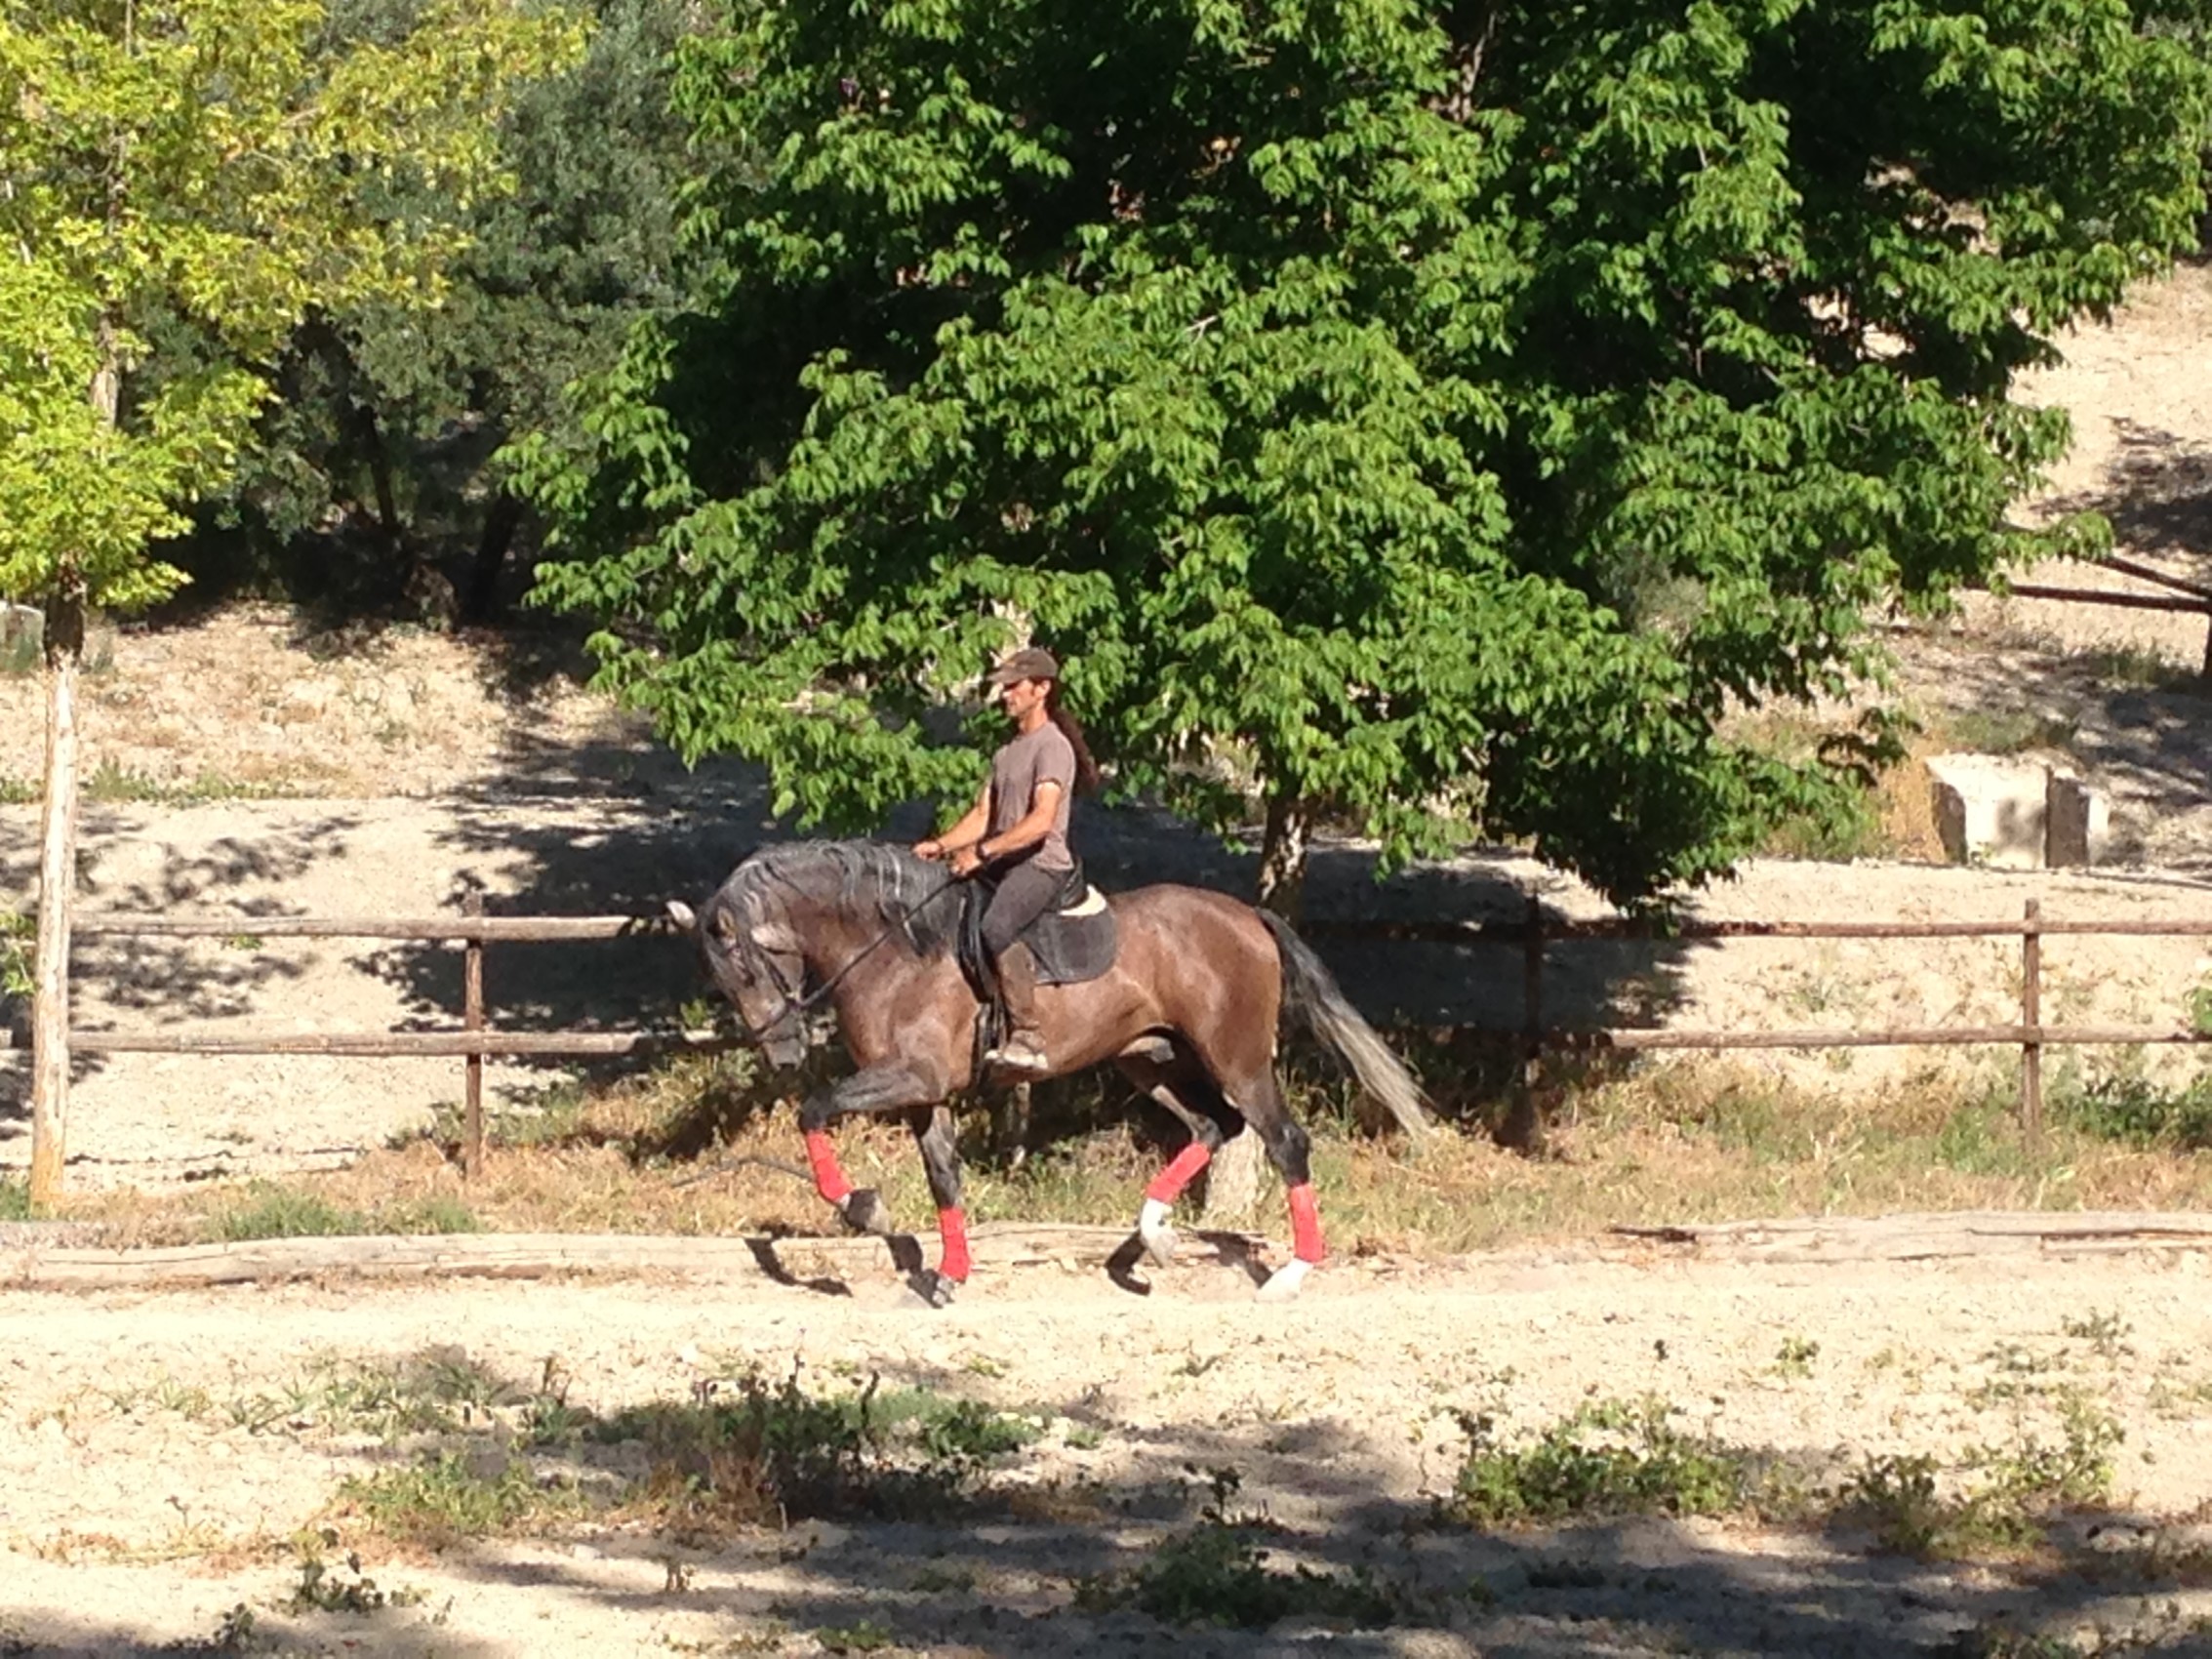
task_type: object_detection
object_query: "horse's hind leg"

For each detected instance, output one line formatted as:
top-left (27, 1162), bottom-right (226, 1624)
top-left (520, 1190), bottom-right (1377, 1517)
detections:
top-left (1116, 1049), bottom-right (1238, 1268)
top-left (908, 1105), bottom-right (968, 1307)
top-left (1232, 1070), bottom-right (1324, 1301)
top-left (1178, 1033), bottom-right (1322, 1301)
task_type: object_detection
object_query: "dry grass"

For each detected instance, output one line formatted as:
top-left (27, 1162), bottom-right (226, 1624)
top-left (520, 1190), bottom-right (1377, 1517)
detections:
top-left (45, 1047), bottom-right (2212, 1257)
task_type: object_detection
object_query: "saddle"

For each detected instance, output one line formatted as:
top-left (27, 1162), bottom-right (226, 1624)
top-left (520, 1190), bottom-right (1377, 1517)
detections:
top-left (957, 863), bottom-right (1119, 1058)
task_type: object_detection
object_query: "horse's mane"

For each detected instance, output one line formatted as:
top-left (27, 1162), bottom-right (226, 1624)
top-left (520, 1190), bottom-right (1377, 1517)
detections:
top-left (712, 839), bottom-right (962, 963)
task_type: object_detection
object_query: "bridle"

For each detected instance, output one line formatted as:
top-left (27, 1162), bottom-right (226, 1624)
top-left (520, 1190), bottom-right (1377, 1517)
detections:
top-left (739, 875), bottom-right (961, 1043)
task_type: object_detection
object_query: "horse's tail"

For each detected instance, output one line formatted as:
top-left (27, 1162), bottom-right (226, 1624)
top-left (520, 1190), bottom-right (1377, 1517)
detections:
top-left (1259, 911), bottom-right (1437, 1144)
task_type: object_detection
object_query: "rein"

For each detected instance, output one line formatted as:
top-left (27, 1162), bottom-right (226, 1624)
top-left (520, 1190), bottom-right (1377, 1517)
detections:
top-left (760, 873), bottom-right (961, 1032)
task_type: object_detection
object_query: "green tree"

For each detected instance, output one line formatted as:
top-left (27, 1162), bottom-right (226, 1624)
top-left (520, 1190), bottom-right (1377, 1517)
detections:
top-left (0, 0), bottom-right (581, 1205)
top-left (524, 0), bottom-right (2208, 912)
top-left (184, 0), bottom-right (695, 623)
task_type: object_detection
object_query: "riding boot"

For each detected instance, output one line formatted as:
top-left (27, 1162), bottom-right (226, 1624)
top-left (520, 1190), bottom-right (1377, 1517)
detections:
top-left (985, 945), bottom-right (1050, 1075)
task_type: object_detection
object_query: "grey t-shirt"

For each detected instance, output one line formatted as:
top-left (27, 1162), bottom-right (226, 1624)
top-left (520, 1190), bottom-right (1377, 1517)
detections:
top-left (989, 723), bottom-right (1077, 871)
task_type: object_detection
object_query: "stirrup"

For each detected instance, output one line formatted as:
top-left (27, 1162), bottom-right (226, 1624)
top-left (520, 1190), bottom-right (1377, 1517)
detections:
top-left (985, 1034), bottom-right (1051, 1075)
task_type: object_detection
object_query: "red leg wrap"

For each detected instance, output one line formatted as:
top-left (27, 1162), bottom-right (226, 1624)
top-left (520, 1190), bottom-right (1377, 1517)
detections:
top-left (804, 1130), bottom-right (854, 1205)
top-left (937, 1206), bottom-right (972, 1282)
top-left (1287, 1182), bottom-right (1325, 1265)
top-left (1145, 1142), bottom-right (1213, 1204)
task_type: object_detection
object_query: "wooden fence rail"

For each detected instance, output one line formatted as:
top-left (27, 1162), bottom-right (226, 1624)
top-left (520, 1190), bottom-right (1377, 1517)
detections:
top-left (11, 896), bottom-right (2212, 1175)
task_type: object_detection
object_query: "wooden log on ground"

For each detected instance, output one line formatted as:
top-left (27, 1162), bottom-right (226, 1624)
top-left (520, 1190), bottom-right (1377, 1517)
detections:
top-left (0, 1222), bottom-right (1268, 1293)
top-left (1611, 1210), bottom-right (2212, 1264)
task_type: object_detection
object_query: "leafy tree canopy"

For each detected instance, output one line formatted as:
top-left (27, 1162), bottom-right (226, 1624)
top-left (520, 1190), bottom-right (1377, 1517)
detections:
top-left (180, 0), bottom-right (695, 615)
top-left (524, 0), bottom-right (2210, 900)
top-left (0, 0), bottom-right (583, 617)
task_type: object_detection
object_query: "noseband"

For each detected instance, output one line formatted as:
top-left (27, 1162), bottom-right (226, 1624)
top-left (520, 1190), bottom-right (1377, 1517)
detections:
top-left (738, 876), bottom-right (960, 1043)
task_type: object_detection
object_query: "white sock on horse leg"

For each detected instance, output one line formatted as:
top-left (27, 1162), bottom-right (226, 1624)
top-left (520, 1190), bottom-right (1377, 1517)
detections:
top-left (1139, 1197), bottom-right (1173, 1237)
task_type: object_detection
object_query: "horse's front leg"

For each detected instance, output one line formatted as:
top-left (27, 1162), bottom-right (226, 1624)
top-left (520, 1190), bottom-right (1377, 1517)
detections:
top-left (797, 1062), bottom-right (945, 1237)
top-left (908, 1105), bottom-right (968, 1308)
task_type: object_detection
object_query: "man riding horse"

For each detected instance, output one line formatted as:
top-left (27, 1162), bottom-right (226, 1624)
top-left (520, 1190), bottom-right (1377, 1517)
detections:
top-left (670, 646), bottom-right (1433, 1304)
top-left (912, 646), bottom-right (1099, 1076)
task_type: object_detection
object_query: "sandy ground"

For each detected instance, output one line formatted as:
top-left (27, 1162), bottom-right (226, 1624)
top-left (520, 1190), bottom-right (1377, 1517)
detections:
top-left (0, 264), bottom-right (2210, 1657)
top-left (6, 1247), bottom-right (2212, 1657)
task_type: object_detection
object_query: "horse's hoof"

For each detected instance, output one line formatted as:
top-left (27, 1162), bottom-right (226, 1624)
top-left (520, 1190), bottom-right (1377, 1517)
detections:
top-left (839, 1189), bottom-right (892, 1235)
top-left (1139, 1226), bottom-right (1180, 1269)
top-left (906, 1270), bottom-right (960, 1310)
top-left (1255, 1260), bottom-right (1314, 1303)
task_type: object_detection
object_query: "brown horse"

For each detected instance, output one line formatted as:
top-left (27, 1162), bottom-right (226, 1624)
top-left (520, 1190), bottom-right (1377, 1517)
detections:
top-left (668, 840), bottom-right (1432, 1304)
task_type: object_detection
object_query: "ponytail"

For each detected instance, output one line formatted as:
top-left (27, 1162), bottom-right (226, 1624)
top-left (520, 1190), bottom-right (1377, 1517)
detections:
top-left (1045, 685), bottom-right (1102, 796)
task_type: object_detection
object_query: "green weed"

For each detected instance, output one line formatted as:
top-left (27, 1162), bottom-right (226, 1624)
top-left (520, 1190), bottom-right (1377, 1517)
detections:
top-left (1076, 1468), bottom-right (1414, 1630)
top-left (210, 1181), bottom-right (479, 1241)
top-left (2059, 1073), bottom-right (2212, 1150)
top-left (1448, 1396), bottom-right (1765, 1527)
top-left (1843, 1399), bottom-right (2120, 1558)
top-left (285, 1533), bottom-right (423, 1613)
top-left (1, 909), bottom-right (31, 999)
top-left (1943, 710), bottom-right (2080, 757)
top-left (337, 1451), bottom-right (588, 1547)
top-left (0, 1176), bottom-right (28, 1223)
top-left (1774, 1336), bottom-right (1822, 1380)
top-left (814, 1622), bottom-right (897, 1655)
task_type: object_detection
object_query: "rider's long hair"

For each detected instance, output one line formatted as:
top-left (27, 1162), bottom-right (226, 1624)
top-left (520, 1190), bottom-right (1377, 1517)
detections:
top-left (1045, 683), bottom-right (1102, 796)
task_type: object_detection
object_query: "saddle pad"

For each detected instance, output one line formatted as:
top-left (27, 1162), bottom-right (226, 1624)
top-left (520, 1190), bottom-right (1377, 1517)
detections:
top-left (1025, 886), bottom-right (1117, 986)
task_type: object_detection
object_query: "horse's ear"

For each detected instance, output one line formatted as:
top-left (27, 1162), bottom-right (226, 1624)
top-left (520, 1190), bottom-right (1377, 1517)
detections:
top-left (665, 900), bottom-right (698, 934)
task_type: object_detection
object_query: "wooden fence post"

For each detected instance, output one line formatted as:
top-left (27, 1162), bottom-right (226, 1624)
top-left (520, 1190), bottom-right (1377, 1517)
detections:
top-left (463, 897), bottom-right (485, 1182)
top-left (1508, 892), bottom-right (1546, 1150)
top-left (2020, 897), bottom-right (2042, 1147)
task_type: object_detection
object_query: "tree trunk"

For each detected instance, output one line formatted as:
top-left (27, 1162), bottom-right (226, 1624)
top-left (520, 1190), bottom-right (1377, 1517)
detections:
top-left (1200, 789), bottom-right (1311, 1227)
top-left (1254, 788), bottom-right (1311, 924)
top-left (27, 582), bottom-right (85, 1212)
top-left (461, 493), bottom-right (522, 625)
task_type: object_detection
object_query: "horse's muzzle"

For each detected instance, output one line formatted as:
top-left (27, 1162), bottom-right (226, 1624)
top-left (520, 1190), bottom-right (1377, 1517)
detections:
top-left (759, 1032), bottom-right (808, 1069)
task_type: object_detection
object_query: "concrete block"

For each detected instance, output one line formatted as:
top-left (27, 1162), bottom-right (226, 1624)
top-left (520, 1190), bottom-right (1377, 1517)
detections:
top-left (2045, 769), bottom-right (2112, 868)
top-left (0, 601), bottom-right (40, 661)
top-left (1925, 753), bottom-right (2050, 870)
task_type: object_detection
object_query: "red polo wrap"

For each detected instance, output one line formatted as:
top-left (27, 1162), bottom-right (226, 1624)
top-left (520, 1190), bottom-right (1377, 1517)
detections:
top-left (1144, 1142), bottom-right (1213, 1204)
top-left (803, 1130), bottom-right (854, 1204)
top-left (1288, 1182), bottom-right (1325, 1265)
top-left (937, 1207), bottom-right (972, 1282)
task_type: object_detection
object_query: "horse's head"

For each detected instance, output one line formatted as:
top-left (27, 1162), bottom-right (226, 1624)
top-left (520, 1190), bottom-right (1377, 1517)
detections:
top-left (666, 893), bottom-right (810, 1068)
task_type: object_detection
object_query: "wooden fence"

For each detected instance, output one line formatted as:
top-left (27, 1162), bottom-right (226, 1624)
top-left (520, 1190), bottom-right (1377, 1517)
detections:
top-left (1979, 552), bottom-right (2212, 678)
top-left (10, 895), bottom-right (2212, 1180)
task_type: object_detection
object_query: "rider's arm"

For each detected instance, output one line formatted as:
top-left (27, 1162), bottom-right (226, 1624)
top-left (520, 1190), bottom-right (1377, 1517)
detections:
top-left (916, 787), bottom-right (991, 858)
top-left (977, 780), bottom-right (1065, 863)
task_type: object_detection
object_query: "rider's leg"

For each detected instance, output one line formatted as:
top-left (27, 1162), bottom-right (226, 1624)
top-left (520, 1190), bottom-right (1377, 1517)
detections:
top-left (798, 1061), bottom-right (944, 1234)
top-left (981, 862), bottom-right (1062, 1072)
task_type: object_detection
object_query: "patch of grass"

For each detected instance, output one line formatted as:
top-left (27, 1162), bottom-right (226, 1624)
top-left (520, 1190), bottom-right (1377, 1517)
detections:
top-left (336, 1451), bottom-right (589, 1548)
top-left (208, 1180), bottom-right (478, 1242)
top-left (1942, 709), bottom-right (2081, 757)
top-left (1774, 1336), bottom-right (1822, 1380)
top-left (0, 778), bottom-right (35, 806)
top-left (2058, 1072), bottom-right (2212, 1150)
top-left (1448, 1396), bottom-right (1774, 1527)
top-left (1841, 1398), bottom-right (2121, 1558)
top-left (1, 909), bottom-right (31, 999)
top-left (0, 1176), bottom-right (28, 1223)
top-left (285, 1534), bottom-right (422, 1613)
top-left (212, 1183), bottom-right (365, 1240)
top-left (1076, 1468), bottom-right (1418, 1630)
top-left (611, 1370), bottom-right (1039, 1536)
top-left (64, 760), bottom-right (302, 806)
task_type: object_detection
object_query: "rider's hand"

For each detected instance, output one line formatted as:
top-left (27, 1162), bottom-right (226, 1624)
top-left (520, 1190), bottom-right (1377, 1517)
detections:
top-left (949, 845), bottom-right (985, 877)
top-left (913, 838), bottom-right (945, 861)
